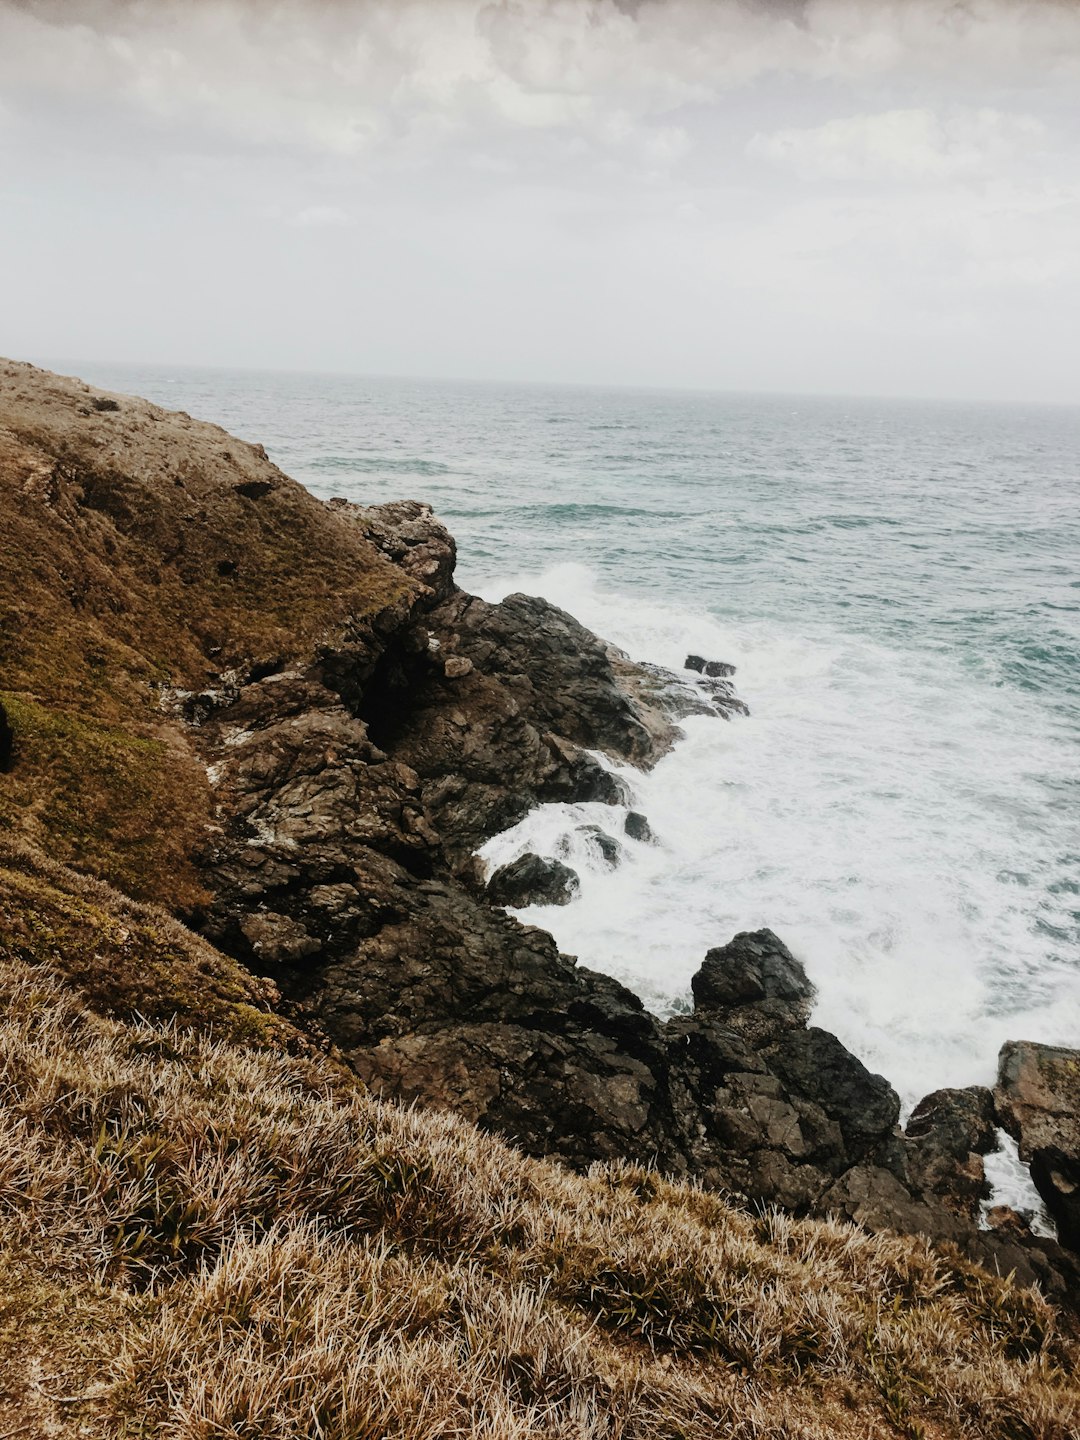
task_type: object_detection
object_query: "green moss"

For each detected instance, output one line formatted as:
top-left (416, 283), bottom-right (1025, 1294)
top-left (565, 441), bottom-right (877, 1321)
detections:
top-left (0, 847), bottom-right (296, 1049)
top-left (0, 691), bottom-right (210, 908)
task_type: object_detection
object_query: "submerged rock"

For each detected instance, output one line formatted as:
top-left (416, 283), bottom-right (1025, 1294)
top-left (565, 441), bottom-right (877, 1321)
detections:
top-left (577, 824), bottom-right (624, 869)
top-left (623, 810), bottom-right (656, 844)
top-left (487, 853), bottom-right (580, 908)
top-left (685, 653), bottom-right (737, 678)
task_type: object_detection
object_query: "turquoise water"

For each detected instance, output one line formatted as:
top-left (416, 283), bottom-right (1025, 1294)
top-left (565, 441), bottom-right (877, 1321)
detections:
top-left (62, 361), bottom-right (1080, 1100)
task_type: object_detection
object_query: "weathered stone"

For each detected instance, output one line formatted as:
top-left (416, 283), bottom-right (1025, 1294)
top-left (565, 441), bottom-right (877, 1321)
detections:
top-left (239, 911), bottom-right (322, 963)
top-left (903, 1086), bottom-right (996, 1217)
top-left (996, 1041), bottom-right (1080, 1251)
top-left (624, 810), bottom-right (656, 843)
top-left (691, 929), bottom-right (814, 1044)
top-left (487, 853), bottom-right (580, 908)
top-left (766, 1027), bottom-right (900, 1158)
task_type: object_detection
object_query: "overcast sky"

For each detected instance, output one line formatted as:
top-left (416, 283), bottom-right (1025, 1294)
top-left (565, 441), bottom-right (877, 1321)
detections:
top-left (1, 0), bottom-right (1078, 401)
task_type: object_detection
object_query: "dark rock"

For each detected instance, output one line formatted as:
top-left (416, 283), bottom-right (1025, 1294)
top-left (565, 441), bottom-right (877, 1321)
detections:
top-left (1030, 1148), bottom-right (1080, 1252)
top-left (240, 910), bottom-right (322, 964)
top-left (691, 929), bottom-right (814, 1044)
top-left (576, 825), bottom-right (624, 869)
top-left (903, 1086), bottom-right (996, 1218)
top-left (766, 1027), bottom-right (900, 1158)
top-left (0, 699), bottom-right (11, 771)
top-left (996, 1041), bottom-right (1080, 1251)
top-left (685, 653), bottom-right (736, 678)
top-left (487, 853), bottom-right (580, 908)
top-left (623, 811), bottom-right (656, 844)
top-left (234, 478), bottom-right (274, 500)
top-left (820, 1165), bottom-right (967, 1244)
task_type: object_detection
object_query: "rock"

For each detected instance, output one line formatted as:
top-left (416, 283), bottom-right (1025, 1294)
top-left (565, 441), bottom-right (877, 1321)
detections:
top-left (623, 811), bottom-right (655, 844)
top-left (820, 1164), bottom-right (966, 1243)
top-left (766, 1027), bottom-right (900, 1158)
top-left (0, 699), bottom-right (11, 771)
top-left (577, 825), bottom-right (624, 869)
top-left (902, 1086), bottom-right (996, 1218)
top-left (691, 929), bottom-right (814, 1044)
top-left (239, 911), bottom-right (322, 964)
top-left (685, 654), bottom-right (736, 678)
top-left (487, 853), bottom-right (580, 908)
top-left (442, 655), bottom-right (473, 678)
top-left (996, 1041), bottom-right (1080, 1251)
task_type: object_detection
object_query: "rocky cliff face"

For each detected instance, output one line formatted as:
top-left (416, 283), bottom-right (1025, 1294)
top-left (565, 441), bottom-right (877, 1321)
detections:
top-left (3, 359), bottom-right (1077, 1307)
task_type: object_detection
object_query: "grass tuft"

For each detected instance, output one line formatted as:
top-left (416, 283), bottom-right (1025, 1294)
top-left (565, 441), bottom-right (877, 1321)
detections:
top-left (0, 945), bottom-right (1077, 1439)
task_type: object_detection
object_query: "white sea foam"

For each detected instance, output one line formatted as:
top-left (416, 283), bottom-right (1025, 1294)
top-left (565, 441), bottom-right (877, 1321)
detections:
top-left (982, 1130), bottom-right (1056, 1238)
top-left (476, 563), bottom-right (1080, 1106)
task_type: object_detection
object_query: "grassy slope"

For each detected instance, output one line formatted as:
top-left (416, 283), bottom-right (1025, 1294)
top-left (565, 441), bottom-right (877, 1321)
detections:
top-left (1, 849), bottom-right (1078, 1440)
top-left (0, 360), bottom-right (412, 908)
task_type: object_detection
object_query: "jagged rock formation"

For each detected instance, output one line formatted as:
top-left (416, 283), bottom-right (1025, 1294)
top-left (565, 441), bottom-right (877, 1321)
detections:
top-left (2, 358), bottom-right (1078, 1310)
top-left (487, 853), bottom-right (581, 907)
top-left (997, 1041), bottom-right (1080, 1251)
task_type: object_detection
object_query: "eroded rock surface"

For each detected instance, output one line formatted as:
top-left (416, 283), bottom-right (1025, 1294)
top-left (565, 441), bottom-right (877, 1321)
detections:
top-left (487, 853), bottom-right (581, 907)
top-left (996, 1042), bottom-right (1080, 1252)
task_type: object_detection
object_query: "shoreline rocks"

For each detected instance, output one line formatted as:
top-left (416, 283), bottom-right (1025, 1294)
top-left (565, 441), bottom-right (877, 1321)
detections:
top-left (487, 853), bottom-right (580, 907)
top-left (996, 1041), bottom-right (1080, 1252)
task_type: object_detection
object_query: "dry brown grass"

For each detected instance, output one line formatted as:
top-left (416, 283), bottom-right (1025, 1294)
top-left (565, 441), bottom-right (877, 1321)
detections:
top-left (1, 943), bottom-right (1077, 1440)
top-left (0, 841), bottom-right (300, 1047)
top-left (0, 360), bottom-right (414, 905)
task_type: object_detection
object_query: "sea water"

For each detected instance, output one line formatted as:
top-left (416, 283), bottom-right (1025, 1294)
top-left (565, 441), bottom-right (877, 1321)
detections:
top-left (59, 362), bottom-right (1080, 1115)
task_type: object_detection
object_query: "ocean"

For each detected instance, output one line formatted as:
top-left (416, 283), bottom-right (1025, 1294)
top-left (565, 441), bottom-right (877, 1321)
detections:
top-left (61, 361), bottom-right (1080, 1120)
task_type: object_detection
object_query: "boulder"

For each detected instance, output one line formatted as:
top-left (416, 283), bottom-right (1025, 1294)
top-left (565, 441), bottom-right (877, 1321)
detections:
top-left (690, 929), bottom-right (814, 1044)
top-left (765, 1026), bottom-right (900, 1159)
top-left (996, 1041), bottom-right (1080, 1251)
top-left (577, 825), bottom-right (624, 869)
top-left (487, 853), bottom-right (580, 908)
top-left (902, 1086), bottom-right (996, 1218)
top-left (623, 810), bottom-right (656, 844)
top-left (684, 654), bottom-right (736, 678)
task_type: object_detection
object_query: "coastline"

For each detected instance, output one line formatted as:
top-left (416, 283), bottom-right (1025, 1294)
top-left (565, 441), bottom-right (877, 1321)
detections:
top-left (1, 357), bottom-right (1077, 1295)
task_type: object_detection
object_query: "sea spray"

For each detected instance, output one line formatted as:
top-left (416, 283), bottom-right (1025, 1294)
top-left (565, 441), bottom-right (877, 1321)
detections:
top-left (476, 563), bottom-right (1080, 1111)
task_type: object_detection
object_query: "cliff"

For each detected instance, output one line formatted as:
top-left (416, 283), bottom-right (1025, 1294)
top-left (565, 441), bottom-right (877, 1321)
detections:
top-left (2, 359), bottom-right (1079, 1438)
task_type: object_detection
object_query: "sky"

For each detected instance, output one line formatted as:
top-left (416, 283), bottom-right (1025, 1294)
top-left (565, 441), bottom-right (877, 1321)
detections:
top-left (1, 0), bottom-right (1078, 402)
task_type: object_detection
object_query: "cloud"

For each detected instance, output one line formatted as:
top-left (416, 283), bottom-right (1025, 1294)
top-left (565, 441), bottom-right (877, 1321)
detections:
top-left (2, 0), bottom-right (1079, 400)
top-left (291, 204), bottom-right (353, 228)
top-left (748, 107), bottom-right (1047, 182)
top-left (1, 0), bottom-right (1078, 168)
